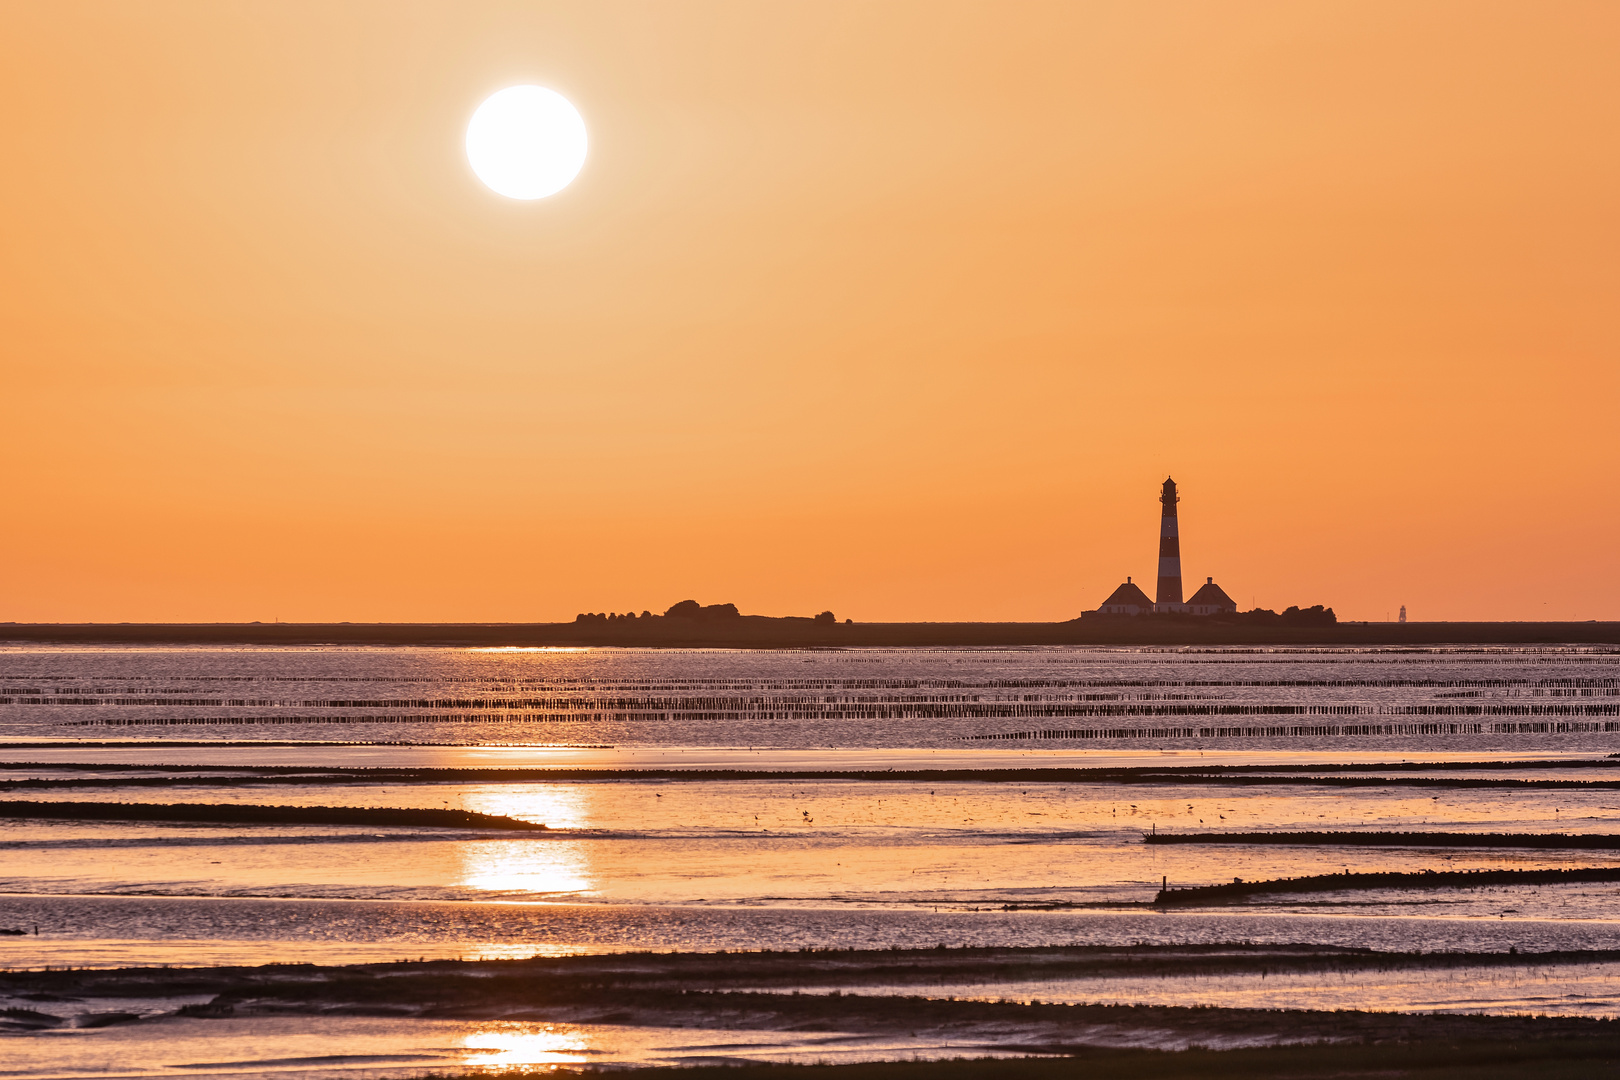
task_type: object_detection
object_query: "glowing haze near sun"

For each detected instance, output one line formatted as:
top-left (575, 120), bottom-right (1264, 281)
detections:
top-left (466, 86), bottom-right (587, 199)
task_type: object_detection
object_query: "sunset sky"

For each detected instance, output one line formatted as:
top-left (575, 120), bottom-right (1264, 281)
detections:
top-left (2, 1), bottom-right (1616, 623)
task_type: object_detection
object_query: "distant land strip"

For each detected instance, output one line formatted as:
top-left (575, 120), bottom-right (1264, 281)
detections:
top-left (5, 765), bottom-right (1620, 790)
top-left (0, 800), bottom-right (548, 830)
top-left (1145, 831), bottom-right (1620, 849)
top-left (3, 620), bottom-right (1620, 647)
top-left (1155, 866), bottom-right (1620, 905)
top-left (4, 757), bottom-right (1615, 774)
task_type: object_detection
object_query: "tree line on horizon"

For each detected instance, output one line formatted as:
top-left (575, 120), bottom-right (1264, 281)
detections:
top-left (1229, 604), bottom-right (1338, 626)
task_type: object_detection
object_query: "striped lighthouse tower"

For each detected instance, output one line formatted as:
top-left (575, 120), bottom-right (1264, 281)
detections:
top-left (1155, 477), bottom-right (1184, 611)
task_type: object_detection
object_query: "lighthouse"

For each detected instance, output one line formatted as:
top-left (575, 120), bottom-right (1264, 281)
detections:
top-left (1155, 477), bottom-right (1185, 612)
top-left (1083, 476), bottom-right (1239, 619)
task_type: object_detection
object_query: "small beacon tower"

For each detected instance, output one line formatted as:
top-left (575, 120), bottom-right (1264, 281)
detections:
top-left (1156, 477), bottom-right (1184, 611)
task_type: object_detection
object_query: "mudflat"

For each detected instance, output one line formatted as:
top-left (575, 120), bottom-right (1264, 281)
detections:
top-left (427, 1039), bottom-right (1620, 1079)
top-left (9, 948), bottom-right (1620, 1078)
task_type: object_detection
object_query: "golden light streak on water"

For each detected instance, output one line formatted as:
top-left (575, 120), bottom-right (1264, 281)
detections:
top-left (463, 783), bottom-right (595, 829)
top-left (456, 838), bottom-right (595, 897)
top-left (457, 1023), bottom-right (594, 1067)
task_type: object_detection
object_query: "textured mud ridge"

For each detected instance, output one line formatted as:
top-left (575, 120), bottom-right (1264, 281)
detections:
top-left (7, 948), bottom-right (1620, 1062)
top-left (11, 944), bottom-right (1620, 1002)
top-left (1145, 831), bottom-right (1620, 849)
top-left (11, 950), bottom-right (1620, 1077)
top-left (1155, 866), bottom-right (1620, 905)
top-left (0, 799), bottom-right (548, 830)
top-left (426, 1038), bottom-right (1620, 1080)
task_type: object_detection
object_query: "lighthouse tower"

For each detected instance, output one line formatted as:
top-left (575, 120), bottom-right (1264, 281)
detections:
top-left (1155, 477), bottom-right (1185, 612)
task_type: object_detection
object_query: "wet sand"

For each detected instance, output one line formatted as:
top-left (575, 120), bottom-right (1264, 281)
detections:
top-left (9, 945), bottom-right (1620, 1023)
top-left (6, 948), bottom-right (1620, 1077)
top-left (435, 1039), bottom-right (1620, 1078)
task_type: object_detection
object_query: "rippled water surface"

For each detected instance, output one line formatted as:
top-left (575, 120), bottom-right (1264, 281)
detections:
top-left (3, 643), bottom-right (1617, 748)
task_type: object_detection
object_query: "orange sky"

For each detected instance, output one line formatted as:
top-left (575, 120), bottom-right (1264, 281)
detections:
top-left (2, 1), bottom-right (1616, 623)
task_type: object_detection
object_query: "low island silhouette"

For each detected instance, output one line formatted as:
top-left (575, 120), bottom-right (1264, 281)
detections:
top-left (2, 599), bottom-right (1613, 648)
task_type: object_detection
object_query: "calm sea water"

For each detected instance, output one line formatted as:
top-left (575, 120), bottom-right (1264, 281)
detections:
top-left (2, 645), bottom-right (1620, 1074)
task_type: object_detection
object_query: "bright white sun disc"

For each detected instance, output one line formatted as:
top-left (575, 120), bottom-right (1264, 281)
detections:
top-left (466, 86), bottom-right (587, 200)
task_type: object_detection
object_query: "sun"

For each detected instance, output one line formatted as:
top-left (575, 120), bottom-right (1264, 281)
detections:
top-left (465, 86), bottom-right (587, 200)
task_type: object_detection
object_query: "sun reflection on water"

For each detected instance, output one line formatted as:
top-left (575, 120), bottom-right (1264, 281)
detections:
top-left (459, 941), bottom-right (599, 961)
top-left (459, 1023), bottom-right (594, 1068)
top-left (457, 838), bottom-right (594, 897)
top-left (464, 785), bottom-right (593, 830)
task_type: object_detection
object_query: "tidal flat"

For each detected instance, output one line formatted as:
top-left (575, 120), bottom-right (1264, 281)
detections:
top-left (6, 948), bottom-right (1620, 1077)
top-left (4, 644), bottom-right (1620, 1075)
top-left (430, 1039), bottom-right (1620, 1079)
